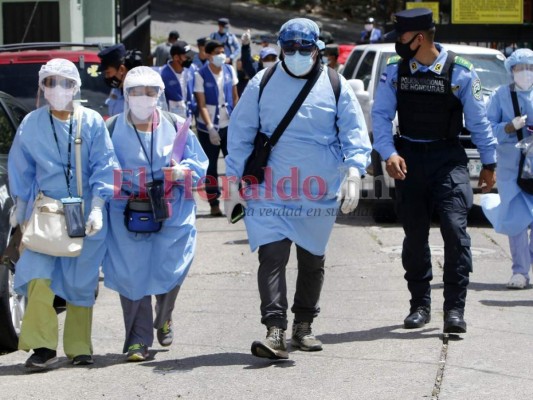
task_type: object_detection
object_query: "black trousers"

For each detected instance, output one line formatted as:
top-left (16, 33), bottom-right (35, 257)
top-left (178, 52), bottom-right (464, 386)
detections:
top-left (395, 141), bottom-right (473, 313)
top-left (257, 239), bottom-right (325, 330)
top-left (197, 127), bottom-right (228, 207)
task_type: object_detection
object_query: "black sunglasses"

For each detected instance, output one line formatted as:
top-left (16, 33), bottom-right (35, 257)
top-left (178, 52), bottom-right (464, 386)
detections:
top-left (281, 40), bottom-right (315, 56)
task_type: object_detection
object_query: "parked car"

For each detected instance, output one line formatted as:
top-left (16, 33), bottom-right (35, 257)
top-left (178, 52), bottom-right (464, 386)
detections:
top-left (343, 43), bottom-right (508, 222)
top-left (0, 91), bottom-right (29, 353)
top-left (0, 42), bottom-right (110, 118)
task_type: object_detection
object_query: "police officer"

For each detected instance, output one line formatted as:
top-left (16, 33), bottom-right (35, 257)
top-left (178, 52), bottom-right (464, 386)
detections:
top-left (210, 18), bottom-right (241, 65)
top-left (358, 17), bottom-right (382, 44)
top-left (372, 8), bottom-right (497, 334)
top-left (98, 44), bottom-right (143, 116)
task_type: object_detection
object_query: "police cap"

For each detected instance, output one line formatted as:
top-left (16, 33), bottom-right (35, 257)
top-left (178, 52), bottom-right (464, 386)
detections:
top-left (97, 43), bottom-right (126, 72)
top-left (385, 8), bottom-right (435, 41)
top-left (218, 17), bottom-right (229, 26)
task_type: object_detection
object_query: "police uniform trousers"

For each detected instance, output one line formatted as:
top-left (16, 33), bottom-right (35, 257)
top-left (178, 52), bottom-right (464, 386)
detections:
top-left (257, 239), bottom-right (325, 330)
top-left (119, 284), bottom-right (181, 353)
top-left (395, 139), bottom-right (473, 313)
top-left (197, 127), bottom-right (228, 207)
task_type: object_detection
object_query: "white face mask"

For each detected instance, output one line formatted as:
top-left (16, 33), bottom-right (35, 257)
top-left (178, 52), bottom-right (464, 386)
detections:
top-left (128, 95), bottom-right (158, 121)
top-left (211, 54), bottom-right (226, 68)
top-left (284, 52), bottom-right (315, 76)
top-left (364, 24), bottom-right (373, 32)
top-left (514, 70), bottom-right (533, 91)
top-left (44, 87), bottom-right (74, 111)
top-left (262, 61), bottom-right (276, 69)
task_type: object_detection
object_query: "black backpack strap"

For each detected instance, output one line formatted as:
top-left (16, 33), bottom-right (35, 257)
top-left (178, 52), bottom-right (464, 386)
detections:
top-left (105, 114), bottom-right (119, 138)
top-left (510, 84), bottom-right (524, 141)
top-left (269, 64), bottom-right (323, 147)
top-left (327, 66), bottom-right (341, 135)
top-left (258, 62), bottom-right (278, 101)
top-left (327, 66), bottom-right (341, 105)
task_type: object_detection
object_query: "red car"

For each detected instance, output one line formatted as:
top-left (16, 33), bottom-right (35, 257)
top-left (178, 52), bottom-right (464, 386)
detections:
top-left (0, 42), bottom-right (110, 118)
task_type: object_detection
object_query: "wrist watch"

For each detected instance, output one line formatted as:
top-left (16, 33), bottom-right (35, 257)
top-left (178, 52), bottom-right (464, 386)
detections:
top-left (482, 163), bottom-right (497, 171)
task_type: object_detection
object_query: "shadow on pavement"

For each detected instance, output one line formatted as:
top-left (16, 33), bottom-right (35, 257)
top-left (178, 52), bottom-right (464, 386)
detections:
top-left (318, 324), bottom-right (441, 344)
top-left (479, 299), bottom-right (533, 307)
top-left (468, 282), bottom-right (517, 292)
top-left (139, 351), bottom-right (295, 372)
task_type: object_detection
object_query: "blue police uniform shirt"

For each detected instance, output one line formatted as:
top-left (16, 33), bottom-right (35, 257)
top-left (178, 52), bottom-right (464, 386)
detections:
top-left (106, 88), bottom-right (124, 116)
top-left (372, 44), bottom-right (497, 165)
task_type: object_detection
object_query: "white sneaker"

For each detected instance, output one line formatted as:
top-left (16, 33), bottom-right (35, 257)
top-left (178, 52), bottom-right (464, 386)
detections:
top-left (506, 274), bottom-right (529, 289)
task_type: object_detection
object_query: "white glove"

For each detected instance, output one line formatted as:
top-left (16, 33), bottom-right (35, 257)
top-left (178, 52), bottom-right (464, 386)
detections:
top-left (9, 198), bottom-right (27, 228)
top-left (163, 159), bottom-right (188, 181)
top-left (223, 181), bottom-right (247, 223)
top-left (337, 167), bottom-right (361, 214)
top-left (85, 197), bottom-right (105, 236)
top-left (512, 115), bottom-right (527, 130)
top-left (241, 29), bottom-right (251, 45)
top-left (207, 125), bottom-right (221, 146)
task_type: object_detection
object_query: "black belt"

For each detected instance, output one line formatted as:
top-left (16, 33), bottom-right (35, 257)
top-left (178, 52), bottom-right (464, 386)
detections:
top-left (395, 137), bottom-right (460, 152)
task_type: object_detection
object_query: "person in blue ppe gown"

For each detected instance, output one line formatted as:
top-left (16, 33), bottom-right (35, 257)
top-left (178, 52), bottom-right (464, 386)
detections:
top-left (8, 58), bottom-right (119, 369)
top-left (224, 18), bottom-right (371, 360)
top-left (97, 44), bottom-right (143, 116)
top-left (372, 8), bottom-right (497, 334)
top-left (102, 66), bottom-right (208, 362)
top-left (482, 48), bottom-right (533, 290)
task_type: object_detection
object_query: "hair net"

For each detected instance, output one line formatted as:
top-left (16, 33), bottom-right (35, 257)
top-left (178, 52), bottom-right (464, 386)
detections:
top-left (124, 66), bottom-right (164, 92)
top-left (279, 18), bottom-right (320, 46)
top-left (504, 48), bottom-right (533, 74)
top-left (38, 58), bottom-right (81, 89)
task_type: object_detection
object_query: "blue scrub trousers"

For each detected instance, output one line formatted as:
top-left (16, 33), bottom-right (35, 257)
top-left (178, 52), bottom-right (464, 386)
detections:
top-left (509, 224), bottom-right (533, 279)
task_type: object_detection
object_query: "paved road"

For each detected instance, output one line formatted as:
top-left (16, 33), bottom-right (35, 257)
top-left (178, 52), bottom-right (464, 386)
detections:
top-left (2, 5), bottom-right (533, 399)
top-left (2, 193), bottom-right (533, 399)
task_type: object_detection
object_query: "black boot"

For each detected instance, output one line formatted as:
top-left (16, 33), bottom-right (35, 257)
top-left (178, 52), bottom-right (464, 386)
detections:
top-left (443, 309), bottom-right (467, 333)
top-left (403, 306), bottom-right (431, 329)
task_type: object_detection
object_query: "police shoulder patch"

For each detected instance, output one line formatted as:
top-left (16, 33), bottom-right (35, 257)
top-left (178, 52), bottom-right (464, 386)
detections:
top-left (472, 78), bottom-right (482, 101)
top-left (454, 56), bottom-right (473, 70)
top-left (387, 55), bottom-right (401, 65)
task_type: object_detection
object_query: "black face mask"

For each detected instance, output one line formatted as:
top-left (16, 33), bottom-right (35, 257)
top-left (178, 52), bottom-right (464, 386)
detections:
top-left (395, 33), bottom-right (421, 60)
top-left (181, 59), bottom-right (193, 68)
top-left (104, 75), bottom-right (122, 88)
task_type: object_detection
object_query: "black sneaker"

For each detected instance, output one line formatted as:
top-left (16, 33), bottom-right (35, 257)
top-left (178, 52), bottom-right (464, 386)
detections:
top-left (72, 354), bottom-right (94, 366)
top-left (25, 348), bottom-right (58, 370)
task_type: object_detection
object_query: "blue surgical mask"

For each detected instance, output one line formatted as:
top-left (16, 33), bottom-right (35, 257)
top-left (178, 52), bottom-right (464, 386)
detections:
top-left (211, 54), bottom-right (226, 68)
top-left (223, 27), bottom-right (229, 34)
top-left (284, 52), bottom-right (314, 76)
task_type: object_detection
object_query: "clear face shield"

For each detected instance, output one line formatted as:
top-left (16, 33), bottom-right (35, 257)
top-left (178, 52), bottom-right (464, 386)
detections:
top-left (38, 76), bottom-right (81, 112)
top-left (125, 85), bottom-right (167, 126)
top-left (37, 58), bottom-right (82, 113)
top-left (512, 64), bottom-right (533, 91)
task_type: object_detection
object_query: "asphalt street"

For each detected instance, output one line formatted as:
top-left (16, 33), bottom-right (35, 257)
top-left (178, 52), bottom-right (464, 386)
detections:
top-left (2, 3), bottom-right (533, 399)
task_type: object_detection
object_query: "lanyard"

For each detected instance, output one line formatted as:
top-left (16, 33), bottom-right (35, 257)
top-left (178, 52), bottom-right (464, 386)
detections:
top-left (133, 122), bottom-right (155, 181)
top-left (49, 112), bottom-right (74, 197)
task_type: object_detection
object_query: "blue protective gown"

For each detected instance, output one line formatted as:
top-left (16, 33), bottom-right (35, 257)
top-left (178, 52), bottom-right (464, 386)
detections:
top-left (102, 110), bottom-right (208, 301)
top-left (8, 106), bottom-right (119, 307)
top-left (225, 63), bottom-right (371, 256)
top-left (481, 86), bottom-right (533, 236)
